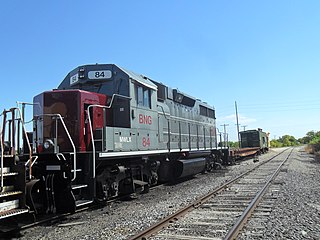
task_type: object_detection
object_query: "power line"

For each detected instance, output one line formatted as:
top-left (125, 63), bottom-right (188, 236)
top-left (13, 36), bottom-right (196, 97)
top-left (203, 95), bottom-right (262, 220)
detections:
top-left (216, 100), bottom-right (320, 113)
top-left (217, 106), bottom-right (320, 116)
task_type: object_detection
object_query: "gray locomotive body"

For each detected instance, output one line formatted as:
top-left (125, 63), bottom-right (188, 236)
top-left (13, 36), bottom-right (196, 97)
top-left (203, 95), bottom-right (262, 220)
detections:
top-left (23, 64), bottom-right (220, 213)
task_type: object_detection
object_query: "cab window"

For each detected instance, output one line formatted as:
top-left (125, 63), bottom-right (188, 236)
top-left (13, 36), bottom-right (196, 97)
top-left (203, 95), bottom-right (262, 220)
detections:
top-left (137, 85), bottom-right (151, 108)
top-left (137, 86), bottom-right (143, 106)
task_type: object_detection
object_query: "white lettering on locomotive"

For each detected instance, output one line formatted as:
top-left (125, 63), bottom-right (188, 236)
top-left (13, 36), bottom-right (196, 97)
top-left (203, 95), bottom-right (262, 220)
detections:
top-left (119, 136), bottom-right (132, 143)
top-left (88, 70), bottom-right (112, 79)
top-left (70, 73), bottom-right (79, 85)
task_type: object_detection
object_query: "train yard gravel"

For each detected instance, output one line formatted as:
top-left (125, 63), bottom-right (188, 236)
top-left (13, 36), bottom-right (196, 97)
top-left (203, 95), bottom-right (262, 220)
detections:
top-left (263, 147), bottom-right (320, 239)
top-left (19, 147), bottom-right (320, 240)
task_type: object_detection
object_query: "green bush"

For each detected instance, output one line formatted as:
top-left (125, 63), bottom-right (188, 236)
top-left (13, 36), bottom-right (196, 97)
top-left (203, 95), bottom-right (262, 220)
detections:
top-left (309, 136), bottom-right (320, 153)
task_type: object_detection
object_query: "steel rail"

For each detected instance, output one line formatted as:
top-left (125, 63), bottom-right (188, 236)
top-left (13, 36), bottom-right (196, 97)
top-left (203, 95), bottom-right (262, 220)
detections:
top-left (129, 148), bottom-right (290, 240)
top-left (224, 147), bottom-right (294, 240)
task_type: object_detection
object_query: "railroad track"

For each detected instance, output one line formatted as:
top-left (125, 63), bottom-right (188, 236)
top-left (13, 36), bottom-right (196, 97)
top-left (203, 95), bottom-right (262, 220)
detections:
top-left (130, 148), bottom-right (293, 240)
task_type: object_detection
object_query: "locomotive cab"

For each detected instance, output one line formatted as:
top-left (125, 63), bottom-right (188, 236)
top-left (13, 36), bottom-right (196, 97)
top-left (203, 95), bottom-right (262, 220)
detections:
top-left (57, 64), bottom-right (159, 153)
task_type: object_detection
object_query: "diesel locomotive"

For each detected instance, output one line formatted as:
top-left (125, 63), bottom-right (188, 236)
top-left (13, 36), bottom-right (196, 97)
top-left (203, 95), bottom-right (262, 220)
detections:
top-left (1, 64), bottom-right (224, 222)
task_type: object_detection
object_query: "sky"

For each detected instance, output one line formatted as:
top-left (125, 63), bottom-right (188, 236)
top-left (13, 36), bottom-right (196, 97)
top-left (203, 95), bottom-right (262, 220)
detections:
top-left (1, 0), bottom-right (320, 141)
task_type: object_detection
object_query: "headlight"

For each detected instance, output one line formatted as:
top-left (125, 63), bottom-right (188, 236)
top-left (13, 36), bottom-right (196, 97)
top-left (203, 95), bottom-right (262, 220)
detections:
top-left (43, 139), bottom-right (54, 150)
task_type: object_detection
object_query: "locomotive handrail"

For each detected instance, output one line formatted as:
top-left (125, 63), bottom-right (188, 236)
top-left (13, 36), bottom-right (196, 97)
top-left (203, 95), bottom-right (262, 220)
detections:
top-left (157, 105), bottom-right (170, 120)
top-left (0, 111), bottom-right (6, 193)
top-left (216, 127), bottom-right (223, 150)
top-left (14, 107), bottom-right (33, 179)
top-left (24, 156), bottom-right (38, 168)
top-left (16, 101), bottom-right (41, 125)
top-left (40, 114), bottom-right (77, 181)
top-left (87, 94), bottom-right (131, 179)
top-left (56, 153), bottom-right (67, 161)
top-left (0, 113), bottom-right (4, 192)
top-left (0, 107), bottom-right (33, 187)
top-left (157, 105), bottom-right (171, 150)
top-left (167, 114), bottom-right (214, 127)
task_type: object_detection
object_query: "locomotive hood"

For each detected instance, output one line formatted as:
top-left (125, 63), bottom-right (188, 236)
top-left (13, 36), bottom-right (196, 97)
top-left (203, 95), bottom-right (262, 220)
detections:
top-left (57, 63), bottom-right (157, 96)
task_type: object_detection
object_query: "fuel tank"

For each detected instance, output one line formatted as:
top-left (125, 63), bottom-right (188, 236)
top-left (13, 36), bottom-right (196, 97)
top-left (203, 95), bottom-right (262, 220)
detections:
top-left (158, 157), bottom-right (206, 181)
top-left (173, 158), bottom-right (206, 179)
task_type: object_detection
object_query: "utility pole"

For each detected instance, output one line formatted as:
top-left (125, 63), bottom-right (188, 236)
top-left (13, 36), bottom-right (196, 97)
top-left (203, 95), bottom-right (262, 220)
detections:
top-left (235, 101), bottom-right (240, 148)
top-left (220, 124), bottom-right (229, 148)
top-left (242, 125), bottom-right (247, 131)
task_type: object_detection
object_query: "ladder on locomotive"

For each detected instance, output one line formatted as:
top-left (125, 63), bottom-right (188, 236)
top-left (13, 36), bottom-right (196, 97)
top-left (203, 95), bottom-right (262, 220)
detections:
top-left (0, 108), bottom-right (29, 221)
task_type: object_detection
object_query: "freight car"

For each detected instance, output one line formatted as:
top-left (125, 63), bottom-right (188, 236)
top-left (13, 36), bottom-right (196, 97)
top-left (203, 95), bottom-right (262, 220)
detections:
top-left (224, 129), bottom-right (269, 164)
top-left (240, 129), bottom-right (269, 153)
top-left (0, 64), bottom-right (224, 223)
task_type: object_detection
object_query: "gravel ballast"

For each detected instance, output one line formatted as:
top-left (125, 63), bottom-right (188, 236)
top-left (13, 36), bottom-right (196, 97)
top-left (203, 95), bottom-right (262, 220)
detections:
top-left (263, 147), bottom-right (320, 239)
top-left (19, 147), bottom-right (320, 239)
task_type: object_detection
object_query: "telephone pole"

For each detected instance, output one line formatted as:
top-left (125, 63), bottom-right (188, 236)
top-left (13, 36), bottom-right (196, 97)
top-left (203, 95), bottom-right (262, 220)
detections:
top-left (242, 125), bottom-right (247, 131)
top-left (235, 101), bottom-right (240, 148)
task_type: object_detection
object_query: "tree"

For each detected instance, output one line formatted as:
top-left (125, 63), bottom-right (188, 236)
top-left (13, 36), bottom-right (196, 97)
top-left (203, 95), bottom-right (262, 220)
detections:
top-left (299, 131), bottom-right (316, 144)
top-left (278, 135), bottom-right (298, 147)
top-left (270, 139), bottom-right (282, 148)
